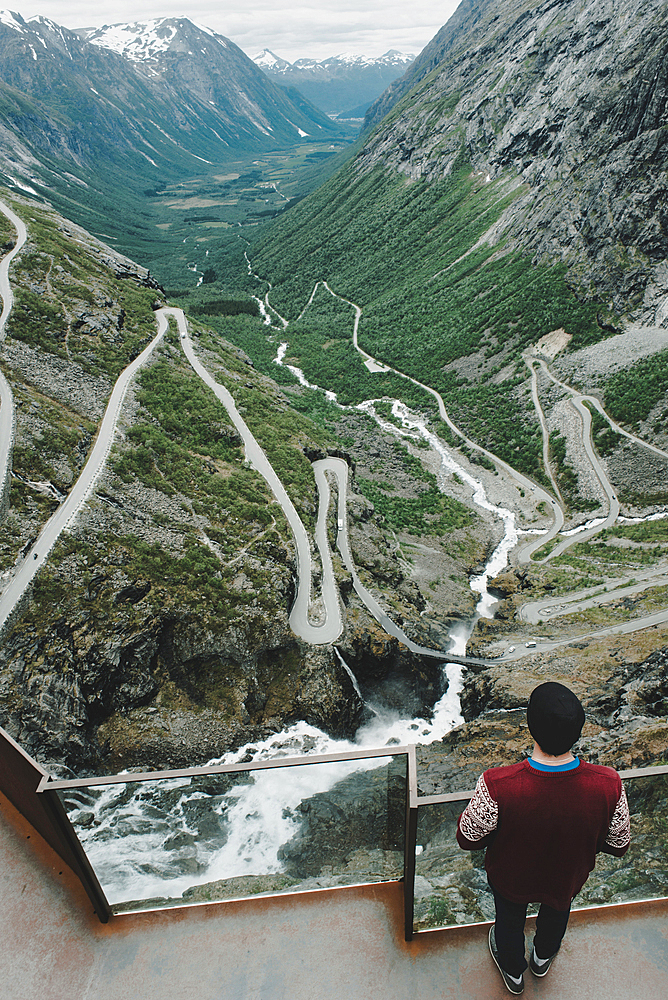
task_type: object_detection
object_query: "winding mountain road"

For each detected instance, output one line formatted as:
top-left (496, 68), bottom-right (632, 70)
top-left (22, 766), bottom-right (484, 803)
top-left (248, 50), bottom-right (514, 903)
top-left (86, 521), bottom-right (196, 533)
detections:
top-left (0, 308), bottom-right (170, 633)
top-left (0, 247), bottom-right (439, 649)
top-left (333, 278), bottom-right (662, 568)
top-left (180, 313), bottom-right (342, 644)
top-left (525, 355), bottom-right (564, 505)
top-left (2, 206), bottom-right (666, 664)
top-left (272, 276), bottom-right (668, 659)
top-left (520, 563), bottom-right (668, 625)
top-left (523, 355), bottom-right (620, 561)
top-left (537, 356), bottom-right (668, 464)
top-left (0, 298), bottom-right (345, 643)
top-left (0, 256), bottom-right (460, 654)
top-left (314, 458), bottom-right (467, 660)
top-left (524, 352), bottom-right (668, 561)
top-left (0, 200), bottom-right (27, 518)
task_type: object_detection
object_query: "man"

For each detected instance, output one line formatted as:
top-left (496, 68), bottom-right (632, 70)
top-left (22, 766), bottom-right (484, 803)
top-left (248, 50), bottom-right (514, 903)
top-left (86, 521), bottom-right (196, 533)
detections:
top-left (456, 681), bottom-right (630, 995)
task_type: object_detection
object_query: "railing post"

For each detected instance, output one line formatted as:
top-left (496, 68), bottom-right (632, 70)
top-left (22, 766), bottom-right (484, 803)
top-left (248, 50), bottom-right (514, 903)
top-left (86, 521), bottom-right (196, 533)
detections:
top-left (403, 745), bottom-right (418, 941)
top-left (37, 779), bottom-right (112, 923)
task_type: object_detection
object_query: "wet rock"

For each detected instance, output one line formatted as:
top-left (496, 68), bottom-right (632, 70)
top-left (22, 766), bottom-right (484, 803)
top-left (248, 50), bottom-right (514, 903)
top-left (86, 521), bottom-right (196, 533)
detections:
top-left (338, 617), bottom-right (447, 718)
top-left (277, 758), bottom-right (405, 879)
top-left (163, 831), bottom-right (197, 851)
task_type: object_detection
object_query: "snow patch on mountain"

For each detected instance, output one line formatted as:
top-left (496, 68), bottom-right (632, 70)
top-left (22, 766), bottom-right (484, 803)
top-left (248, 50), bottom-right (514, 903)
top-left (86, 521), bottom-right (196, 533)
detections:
top-left (1, 10), bottom-right (70, 40)
top-left (0, 10), bottom-right (26, 32)
top-left (254, 50), bottom-right (290, 72)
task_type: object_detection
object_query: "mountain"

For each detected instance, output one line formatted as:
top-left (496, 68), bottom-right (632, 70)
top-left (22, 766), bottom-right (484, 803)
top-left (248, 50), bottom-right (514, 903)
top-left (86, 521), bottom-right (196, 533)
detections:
top-left (361, 0), bottom-right (668, 316)
top-left (0, 12), bottom-right (346, 242)
top-left (2, 0), bottom-right (668, 781)
top-left (79, 17), bottom-right (341, 139)
top-left (254, 50), bottom-right (292, 74)
top-left (363, 0), bottom-right (488, 130)
top-left (252, 0), bottom-right (668, 338)
top-left (253, 49), bottom-right (415, 117)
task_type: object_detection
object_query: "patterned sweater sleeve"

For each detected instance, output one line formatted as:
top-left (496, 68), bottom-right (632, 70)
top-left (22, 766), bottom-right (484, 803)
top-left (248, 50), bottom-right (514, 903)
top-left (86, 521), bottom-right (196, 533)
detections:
top-left (601, 784), bottom-right (631, 857)
top-left (456, 773), bottom-right (499, 850)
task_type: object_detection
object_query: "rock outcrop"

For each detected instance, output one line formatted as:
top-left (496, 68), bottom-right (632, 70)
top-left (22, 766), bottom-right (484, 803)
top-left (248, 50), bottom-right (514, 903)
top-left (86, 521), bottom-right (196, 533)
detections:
top-left (0, 603), bottom-right (365, 771)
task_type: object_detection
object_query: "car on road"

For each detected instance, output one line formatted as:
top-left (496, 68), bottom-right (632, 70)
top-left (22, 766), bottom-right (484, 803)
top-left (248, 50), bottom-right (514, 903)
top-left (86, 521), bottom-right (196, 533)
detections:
top-left (337, 518), bottom-right (343, 529)
top-left (507, 646), bottom-right (515, 653)
top-left (525, 640), bottom-right (537, 647)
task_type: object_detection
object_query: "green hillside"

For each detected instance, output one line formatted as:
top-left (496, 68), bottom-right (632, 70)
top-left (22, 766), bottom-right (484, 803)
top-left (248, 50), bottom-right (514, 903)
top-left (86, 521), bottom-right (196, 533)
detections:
top-left (242, 148), bottom-right (606, 480)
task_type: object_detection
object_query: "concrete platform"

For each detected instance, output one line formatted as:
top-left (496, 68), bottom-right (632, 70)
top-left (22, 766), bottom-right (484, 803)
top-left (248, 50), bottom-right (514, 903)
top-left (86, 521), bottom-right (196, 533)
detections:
top-left (2, 790), bottom-right (667, 1000)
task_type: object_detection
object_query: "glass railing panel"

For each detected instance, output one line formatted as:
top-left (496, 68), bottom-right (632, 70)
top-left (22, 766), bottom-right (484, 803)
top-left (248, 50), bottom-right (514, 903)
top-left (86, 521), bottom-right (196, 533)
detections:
top-left (413, 772), bottom-right (668, 934)
top-left (56, 753), bottom-right (406, 913)
top-left (574, 772), bottom-right (668, 908)
top-left (412, 799), bottom-right (494, 933)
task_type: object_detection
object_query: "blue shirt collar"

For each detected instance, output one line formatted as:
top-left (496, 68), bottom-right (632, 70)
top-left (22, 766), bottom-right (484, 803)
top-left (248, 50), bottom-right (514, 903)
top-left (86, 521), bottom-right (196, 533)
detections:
top-left (528, 756), bottom-right (580, 772)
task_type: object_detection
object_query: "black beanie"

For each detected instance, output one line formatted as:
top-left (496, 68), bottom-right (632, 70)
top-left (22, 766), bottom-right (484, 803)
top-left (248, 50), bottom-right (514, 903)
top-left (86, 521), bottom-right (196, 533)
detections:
top-left (527, 682), bottom-right (585, 755)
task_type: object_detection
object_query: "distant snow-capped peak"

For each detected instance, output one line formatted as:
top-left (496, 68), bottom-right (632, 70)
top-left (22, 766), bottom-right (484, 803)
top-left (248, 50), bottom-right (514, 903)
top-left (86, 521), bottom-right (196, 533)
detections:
top-left (82, 17), bottom-right (225, 62)
top-left (254, 49), bottom-right (414, 73)
top-left (253, 49), bottom-right (289, 70)
top-left (329, 50), bottom-right (415, 67)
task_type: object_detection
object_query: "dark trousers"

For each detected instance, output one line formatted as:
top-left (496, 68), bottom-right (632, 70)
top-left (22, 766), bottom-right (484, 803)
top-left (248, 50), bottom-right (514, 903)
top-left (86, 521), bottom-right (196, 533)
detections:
top-left (490, 883), bottom-right (571, 978)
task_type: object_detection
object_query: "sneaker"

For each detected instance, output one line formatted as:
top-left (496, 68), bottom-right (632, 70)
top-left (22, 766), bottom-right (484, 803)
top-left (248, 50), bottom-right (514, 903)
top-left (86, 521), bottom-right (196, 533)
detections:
top-left (529, 943), bottom-right (558, 977)
top-left (488, 926), bottom-right (524, 995)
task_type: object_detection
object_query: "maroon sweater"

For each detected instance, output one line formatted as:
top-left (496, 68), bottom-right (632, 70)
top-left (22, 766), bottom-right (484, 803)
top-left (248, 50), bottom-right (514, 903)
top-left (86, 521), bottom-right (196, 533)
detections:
top-left (456, 759), bottom-right (630, 909)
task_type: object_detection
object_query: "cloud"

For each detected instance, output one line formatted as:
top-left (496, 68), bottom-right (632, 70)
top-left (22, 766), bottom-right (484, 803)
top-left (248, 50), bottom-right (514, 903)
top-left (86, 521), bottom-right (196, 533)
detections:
top-left (17, 1), bottom-right (460, 60)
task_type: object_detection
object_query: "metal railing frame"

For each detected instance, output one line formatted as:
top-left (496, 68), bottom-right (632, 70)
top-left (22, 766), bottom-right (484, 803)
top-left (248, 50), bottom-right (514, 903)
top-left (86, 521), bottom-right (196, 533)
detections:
top-left (0, 724), bottom-right (114, 922)
top-left (2, 716), bottom-right (667, 940)
top-left (403, 762), bottom-right (668, 940)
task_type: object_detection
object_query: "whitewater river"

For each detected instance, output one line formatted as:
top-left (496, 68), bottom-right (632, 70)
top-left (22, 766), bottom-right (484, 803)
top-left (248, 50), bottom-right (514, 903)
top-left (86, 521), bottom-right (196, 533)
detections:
top-left (67, 624), bottom-right (469, 907)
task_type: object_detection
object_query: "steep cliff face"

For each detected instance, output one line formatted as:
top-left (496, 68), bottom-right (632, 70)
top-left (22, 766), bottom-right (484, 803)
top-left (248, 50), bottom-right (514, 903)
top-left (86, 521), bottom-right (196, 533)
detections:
top-left (362, 0), bottom-right (668, 316)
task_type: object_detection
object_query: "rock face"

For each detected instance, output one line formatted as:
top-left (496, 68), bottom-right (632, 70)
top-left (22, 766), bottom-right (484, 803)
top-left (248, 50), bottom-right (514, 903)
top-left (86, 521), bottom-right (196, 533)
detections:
top-left (446, 638), bottom-right (668, 778)
top-left (0, 605), bottom-right (366, 772)
top-left (277, 760), bottom-right (405, 878)
top-left (362, 0), bottom-right (668, 317)
top-left (588, 646), bottom-right (668, 724)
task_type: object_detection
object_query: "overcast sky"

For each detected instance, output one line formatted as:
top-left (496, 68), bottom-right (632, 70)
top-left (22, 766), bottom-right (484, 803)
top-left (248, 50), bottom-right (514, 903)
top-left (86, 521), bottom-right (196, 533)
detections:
top-left (8, 1), bottom-right (461, 61)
